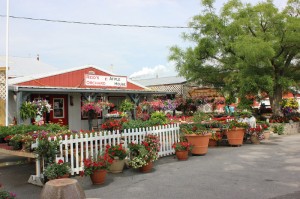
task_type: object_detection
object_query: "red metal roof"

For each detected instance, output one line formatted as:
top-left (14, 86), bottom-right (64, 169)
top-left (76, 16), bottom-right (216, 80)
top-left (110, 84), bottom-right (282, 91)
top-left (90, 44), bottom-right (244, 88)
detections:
top-left (16, 66), bottom-right (144, 90)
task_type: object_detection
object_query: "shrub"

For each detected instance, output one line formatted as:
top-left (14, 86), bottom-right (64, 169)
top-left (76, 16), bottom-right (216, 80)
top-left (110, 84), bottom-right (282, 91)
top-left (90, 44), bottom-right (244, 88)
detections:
top-left (273, 124), bottom-right (284, 135)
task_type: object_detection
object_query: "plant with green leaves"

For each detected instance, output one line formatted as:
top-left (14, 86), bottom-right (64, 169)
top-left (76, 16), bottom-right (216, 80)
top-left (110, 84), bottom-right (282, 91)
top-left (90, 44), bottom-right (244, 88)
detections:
top-left (119, 99), bottom-right (134, 112)
top-left (0, 184), bottom-right (16, 199)
top-left (273, 124), bottom-right (284, 135)
top-left (20, 101), bottom-right (37, 120)
top-left (169, 0), bottom-right (300, 116)
top-left (35, 135), bottom-right (60, 165)
top-left (226, 120), bottom-right (249, 130)
top-left (44, 159), bottom-right (70, 180)
top-left (193, 111), bottom-right (212, 123)
top-left (149, 111), bottom-right (168, 125)
top-left (180, 123), bottom-right (212, 135)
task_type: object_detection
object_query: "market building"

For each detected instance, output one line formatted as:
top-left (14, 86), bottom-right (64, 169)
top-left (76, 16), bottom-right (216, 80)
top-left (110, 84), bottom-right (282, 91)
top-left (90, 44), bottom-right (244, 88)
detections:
top-left (7, 65), bottom-right (173, 130)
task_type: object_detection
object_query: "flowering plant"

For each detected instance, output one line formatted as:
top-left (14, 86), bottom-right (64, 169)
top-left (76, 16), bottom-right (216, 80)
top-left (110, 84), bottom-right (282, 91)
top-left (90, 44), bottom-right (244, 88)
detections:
top-left (20, 100), bottom-right (51, 120)
top-left (101, 118), bottom-right (128, 131)
top-left (107, 144), bottom-right (128, 160)
top-left (128, 134), bottom-right (160, 169)
top-left (81, 100), bottom-right (102, 114)
top-left (150, 100), bottom-right (165, 111)
top-left (259, 122), bottom-right (270, 131)
top-left (210, 131), bottom-right (222, 141)
top-left (226, 120), bottom-right (249, 129)
top-left (32, 99), bottom-right (52, 116)
top-left (172, 141), bottom-right (193, 152)
top-left (139, 101), bottom-right (151, 111)
top-left (280, 98), bottom-right (299, 116)
top-left (80, 146), bottom-right (114, 176)
top-left (0, 183), bottom-right (16, 199)
top-left (98, 101), bottom-right (114, 110)
top-left (44, 159), bottom-right (71, 180)
top-left (248, 125), bottom-right (265, 140)
top-left (163, 99), bottom-right (178, 111)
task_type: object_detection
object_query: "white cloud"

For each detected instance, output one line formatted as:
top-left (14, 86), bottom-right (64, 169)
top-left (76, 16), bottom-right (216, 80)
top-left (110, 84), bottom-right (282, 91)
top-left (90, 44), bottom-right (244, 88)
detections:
top-left (129, 65), bottom-right (167, 78)
top-left (129, 63), bottom-right (177, 79)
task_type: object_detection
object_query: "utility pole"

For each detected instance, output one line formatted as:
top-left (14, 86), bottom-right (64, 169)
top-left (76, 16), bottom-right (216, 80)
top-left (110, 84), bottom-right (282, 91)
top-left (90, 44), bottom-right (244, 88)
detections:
top-left (5, 0), bottom-right (10, 126)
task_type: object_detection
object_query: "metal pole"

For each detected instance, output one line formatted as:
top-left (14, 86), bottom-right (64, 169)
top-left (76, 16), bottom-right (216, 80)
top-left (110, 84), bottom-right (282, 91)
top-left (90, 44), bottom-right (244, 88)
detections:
top-left (5, 0), bottom-right (10, 126)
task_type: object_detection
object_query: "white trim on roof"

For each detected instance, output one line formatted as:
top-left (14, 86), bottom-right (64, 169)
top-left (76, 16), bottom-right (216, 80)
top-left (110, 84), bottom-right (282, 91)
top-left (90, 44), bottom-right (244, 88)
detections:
top-left (8, 65), bottom-right (147, 89)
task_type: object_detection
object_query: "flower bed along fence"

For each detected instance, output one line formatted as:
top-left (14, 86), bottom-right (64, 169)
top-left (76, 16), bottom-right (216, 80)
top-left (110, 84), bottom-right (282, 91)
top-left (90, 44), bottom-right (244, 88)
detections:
top-left (31, 123), bottom-right (180, 177)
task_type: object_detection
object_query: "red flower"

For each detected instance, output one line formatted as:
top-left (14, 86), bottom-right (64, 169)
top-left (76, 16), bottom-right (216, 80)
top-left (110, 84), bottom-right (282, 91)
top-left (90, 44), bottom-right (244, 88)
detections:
top-left (79, 171), bottom-right (84, 177)
top-left (58, 159), bottom-right (64, 164)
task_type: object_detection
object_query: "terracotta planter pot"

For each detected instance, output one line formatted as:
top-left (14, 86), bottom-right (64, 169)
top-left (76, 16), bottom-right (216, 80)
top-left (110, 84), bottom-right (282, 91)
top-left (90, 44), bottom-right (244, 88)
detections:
top-left (263, 131), bottom-right (270, 140)
top-left (175, 150), bottom-right (189, 161)
top-left (208, 139), bottom-right (217, 147)
top-left (139, 162), bottom-right (153, 173)
top-left (109, 159), bottom-right (125, 173)
top-left (57, 173), bottom-right (70, 179)
top-left (185, 133), bottom-right (211, 155)
top-left (90, 170), bottom-right (107, 185)
top-left (226, 128), bottom-right (245, 146)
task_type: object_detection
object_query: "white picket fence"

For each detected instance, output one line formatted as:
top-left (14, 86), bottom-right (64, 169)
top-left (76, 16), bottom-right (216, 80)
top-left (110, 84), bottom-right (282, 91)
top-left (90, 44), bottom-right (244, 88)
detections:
top-left (32, 123), bottom-right (180, 177)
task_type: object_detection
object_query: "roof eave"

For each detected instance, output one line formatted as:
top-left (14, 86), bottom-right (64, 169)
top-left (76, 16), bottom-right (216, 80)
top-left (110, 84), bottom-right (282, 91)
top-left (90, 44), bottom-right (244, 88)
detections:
top-left (9, 86), bottom-right (175, 95)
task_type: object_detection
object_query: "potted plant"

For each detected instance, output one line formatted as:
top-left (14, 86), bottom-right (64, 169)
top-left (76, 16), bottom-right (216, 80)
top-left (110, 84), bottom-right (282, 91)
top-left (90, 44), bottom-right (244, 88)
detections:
top-left (119, 99), bottom-right (134, 118)
top-left (172, 141), bottom-right (193, 160)
top-left (80, 146), bottom-right (113, 185)
top-left (225, 120), bottom-right (248, 146)
top-left (107, 144), bottom-right (128, 173)
top-left (180, 123), bottom-right (212, 155)
top-left (34, 134), bottom-right (60, 165)
top-left (101, 118), bottom-right (127, 131)
top-left (260, 122), bottom-right (271, 140)
top-left (8, 134), bottom-right (23, 150)
top-left (208, 131), bottom-right (222, 147)
top-left (81, 100), bottom-right (102, 131)
top-left (248, 126), bottom-right (265, 144)
top-left (44, 159), bottom-right (71, 180)
top-left (128, 134), bottom-right (160, 173)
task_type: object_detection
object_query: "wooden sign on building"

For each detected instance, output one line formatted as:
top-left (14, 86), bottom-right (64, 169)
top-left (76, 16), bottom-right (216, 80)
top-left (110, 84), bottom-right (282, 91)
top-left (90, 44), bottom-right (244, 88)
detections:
top-left (188, 88), bottom-right (221, 98)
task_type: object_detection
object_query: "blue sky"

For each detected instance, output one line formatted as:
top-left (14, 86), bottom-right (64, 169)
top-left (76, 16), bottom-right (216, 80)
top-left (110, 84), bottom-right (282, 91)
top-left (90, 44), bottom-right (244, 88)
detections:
top-left (0, 0), bottom-right (287, 79)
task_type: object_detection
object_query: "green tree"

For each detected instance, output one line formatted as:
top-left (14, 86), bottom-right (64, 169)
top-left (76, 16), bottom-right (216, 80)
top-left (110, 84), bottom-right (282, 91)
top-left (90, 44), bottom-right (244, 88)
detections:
top-left (169, 0), bottom-right (300, 115)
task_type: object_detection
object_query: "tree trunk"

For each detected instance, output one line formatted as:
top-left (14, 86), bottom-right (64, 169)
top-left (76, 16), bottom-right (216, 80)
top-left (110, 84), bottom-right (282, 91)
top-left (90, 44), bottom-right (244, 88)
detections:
top-left (269, 86), bottom-right (283, 116)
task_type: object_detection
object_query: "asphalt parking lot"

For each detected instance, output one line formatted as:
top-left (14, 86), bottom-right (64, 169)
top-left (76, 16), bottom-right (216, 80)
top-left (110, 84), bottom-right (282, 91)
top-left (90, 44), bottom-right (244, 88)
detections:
top-left (1, 134), bottom-right (300, 199)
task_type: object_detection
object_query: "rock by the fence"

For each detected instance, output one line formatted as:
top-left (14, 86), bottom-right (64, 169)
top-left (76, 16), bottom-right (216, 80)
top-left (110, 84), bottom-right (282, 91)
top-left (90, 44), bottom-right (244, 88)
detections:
top-left (40, 178), bottom-right (86, 199)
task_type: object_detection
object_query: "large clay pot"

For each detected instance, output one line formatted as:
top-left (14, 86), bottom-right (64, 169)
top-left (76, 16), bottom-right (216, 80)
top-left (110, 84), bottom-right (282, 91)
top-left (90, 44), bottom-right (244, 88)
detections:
top-left (90, 170), bottom-right (107, 185)
top-left (226, 128), bottom-right (245, 146)
top-left (139, 162), bottom-right (153, 173)
top-left (57, 174), bottom-right (70, 179)
top-left (185, 133), bottom-right (211, 155)
top-left (208, 139), bottom-right (217, 147)
top-left (175, 150), bottom-right (189, 161)
top-left (109, 159), bottom-right (125, 173)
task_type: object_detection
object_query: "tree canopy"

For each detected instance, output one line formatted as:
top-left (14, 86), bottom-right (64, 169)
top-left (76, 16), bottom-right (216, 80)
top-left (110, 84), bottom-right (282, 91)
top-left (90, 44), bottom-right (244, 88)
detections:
top-left (169, 0), bottom-right (300, 115)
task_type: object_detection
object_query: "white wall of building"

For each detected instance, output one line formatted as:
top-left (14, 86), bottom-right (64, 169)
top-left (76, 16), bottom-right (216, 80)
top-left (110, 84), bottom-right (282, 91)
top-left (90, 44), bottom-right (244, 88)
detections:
top-left (68, 93), bottom-right (84, 131)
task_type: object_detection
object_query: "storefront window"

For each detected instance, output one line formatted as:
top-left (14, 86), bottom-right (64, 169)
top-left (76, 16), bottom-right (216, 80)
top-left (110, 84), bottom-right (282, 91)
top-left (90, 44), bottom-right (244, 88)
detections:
top-left (53, 98), bottom-right (64, 118)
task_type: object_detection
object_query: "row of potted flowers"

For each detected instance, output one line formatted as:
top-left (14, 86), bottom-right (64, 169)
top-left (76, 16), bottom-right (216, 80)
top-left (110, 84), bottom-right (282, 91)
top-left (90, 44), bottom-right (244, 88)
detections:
top-left (39, 119), bottom-right (271, 185)
top-left (44, 134), bottom-right (160, 185)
